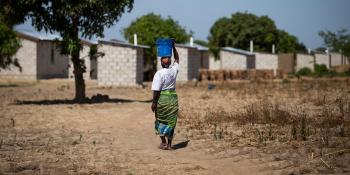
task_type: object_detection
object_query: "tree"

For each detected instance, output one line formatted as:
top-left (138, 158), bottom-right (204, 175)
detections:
top-left (0, 22), bottom-right (21, 71)
top-left (208, 12), bottom-right (305, 58)
top-left (277, 30), bottom-right (306, 53)
top-left (194, 39), bottom-right (208, 47)
top-left (123, 13), bottom-right (191, 79)
top-left (319, 29), bottom-right (350, 58)
top-left (3, 0), bottom-right (134, 102)
top-left (0, 1), bottom-right (26, 71)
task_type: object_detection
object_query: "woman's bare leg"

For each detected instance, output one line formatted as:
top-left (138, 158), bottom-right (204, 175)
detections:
top-left (167, 138), bottom-right (172, 150)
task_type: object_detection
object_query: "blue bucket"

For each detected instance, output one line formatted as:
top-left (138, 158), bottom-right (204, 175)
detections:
top-left (156, 38), bottom-right (173, 57)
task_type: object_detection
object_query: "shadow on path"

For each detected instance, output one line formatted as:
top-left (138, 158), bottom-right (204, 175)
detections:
top-left (15, 98), bottom-right (152, 105)
top-left (172, 140), bottom-right (190, 150)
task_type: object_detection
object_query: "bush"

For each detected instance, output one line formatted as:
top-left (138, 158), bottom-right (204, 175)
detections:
top-left (314, 64), bottom-right (329, 77)
top-left (296, 67), bottom-right (312, 77)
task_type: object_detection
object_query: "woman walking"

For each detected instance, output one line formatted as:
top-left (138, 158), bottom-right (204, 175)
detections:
top-left (151, 40), bottom-right (179, 150)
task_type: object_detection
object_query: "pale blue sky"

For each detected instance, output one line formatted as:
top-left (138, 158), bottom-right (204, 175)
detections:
top-left (15, 0), bottom-right (350, 49)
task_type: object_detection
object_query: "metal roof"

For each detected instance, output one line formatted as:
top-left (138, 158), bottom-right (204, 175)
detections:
top-left (222, 47), bottom-right (254, 56)
top-left (81, 39), bottom-right (98, 45)
top-left (99, 39), bottom-right (150, 49)
top-left (188, 43), bottom-right (209, 51)
top-left (174, 43), bottom-right (197, 49)
top-left (16, 30), bottom-right (61, 41)
top-left (16, 30), bottom-right (98, 45)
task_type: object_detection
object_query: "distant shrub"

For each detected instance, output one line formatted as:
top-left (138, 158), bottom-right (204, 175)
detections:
top-left (296, 67), bottom-right (312, 77)
top-left (314, 64), bottom-right (329, 77)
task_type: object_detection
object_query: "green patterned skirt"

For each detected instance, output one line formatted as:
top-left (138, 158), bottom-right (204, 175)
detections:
top-left (154, 90), bottom-right (178, 139)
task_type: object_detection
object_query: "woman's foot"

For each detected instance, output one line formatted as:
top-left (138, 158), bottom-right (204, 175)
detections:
top-left (158, 143), bottom-right (167, 150)
top-left (167, 144), bottom-right (173, 150)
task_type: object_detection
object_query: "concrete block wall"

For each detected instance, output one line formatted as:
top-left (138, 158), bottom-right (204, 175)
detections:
top-left (173, 47), bottom-right (188, 81)
top-left (278, 53), bottom-right (295, 74)
top-left (199, 51), bottom-right (209, 69)
top-left (209, 55), bottom-right (221, 70)
top-left (255, 53), bottom-right (278, 75)
top-left (296, 54), bottom-right (314, 71)
top-left (156, 46), bottom-right (200, 81)
top-left (90, 58), bottom-right (98, 79)
top-left (345, 56), bottom-right (350, 64)
top-left (330, 53), bottom-right (342, 67)
top-left (136, 48), bottom-right (144, 84)
top-left (0, 38), bottom-right (37, 79)
top-left (220, 50), bottom-right (248, 70)
top-left (97, 43), bottom-right (143, 86)
top-left (187, 48), bottom-right (200, 80)
top-left (314, 53), bottom-right (330, 68)
top-left (37, 41), bottom-right (69, 79)
top-left (68, 44), bottom-right (96, 79)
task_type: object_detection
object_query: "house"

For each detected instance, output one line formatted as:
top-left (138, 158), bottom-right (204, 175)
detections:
top-left (68, 39), bottom-right (98, 80)
top-left (192, 43), bottom-right (209, 69)
top-left (344, 56), bottom-right (350, 65)
top-left (218, 47), bottom-right (255, 70)
top-left (295, 53), bottom-right (315, 72)
top-left (97, 39), bottom-right (149, 86)
top-left (314, 53), bottom-right (330, 68)
top-left (0, 31), bottom-right (69, 79)
top-left (157, 44), bottom-right (201, 81)
top-left (209, 56), bottom-right (221, 70)
top-left (330, 52), bottom-right (344, 67)
top-left (254, 52), bottom-right (279, 75)
top-left (278, 53), bottom-right (296, 74)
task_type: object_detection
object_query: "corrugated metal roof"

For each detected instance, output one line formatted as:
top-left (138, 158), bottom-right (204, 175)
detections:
top-left (175, 43), bottom-right (197, 49)
top-left (189, 43), bottom-right (209, 51)
top-left (99, 39), bottom-right (150, 49)
top-left (16, 30), bottom-right (61, 41)
top-left (16, 30), bottom-right (98, 45)
top-left (81, 39), bottom-right (98, 45)
top-left (222, 47), bottom-right (254, 56)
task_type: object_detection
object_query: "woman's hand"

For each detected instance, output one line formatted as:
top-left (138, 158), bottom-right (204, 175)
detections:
top-left (171, 38), bottom-right (176, 48)
top-left (151, 102), bottom-right (157, 112)
top-left (152, 91), bottom-right (160, 112)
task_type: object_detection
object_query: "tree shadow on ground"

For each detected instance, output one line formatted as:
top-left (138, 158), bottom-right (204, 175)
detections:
top-left (172, 140), bottom-right (190, 150)
top-left (15, 98), bottom-right (152, 105)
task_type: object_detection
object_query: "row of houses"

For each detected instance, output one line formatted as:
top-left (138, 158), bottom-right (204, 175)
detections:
top-left (0, 31), bottom-right (148, 86)
top-left (209, 47), bottom-right (349, 75)
top-left (1, 31), bottom-right (349, 86)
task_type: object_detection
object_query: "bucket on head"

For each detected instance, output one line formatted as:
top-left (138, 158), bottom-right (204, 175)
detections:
top-left (156, 38), bottom-right (173, 57)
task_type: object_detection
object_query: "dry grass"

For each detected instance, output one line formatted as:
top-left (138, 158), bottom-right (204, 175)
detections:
top-left (1, 79), bottom-right (350, 174)
top-left (177, 79), bottom-right (350, 174)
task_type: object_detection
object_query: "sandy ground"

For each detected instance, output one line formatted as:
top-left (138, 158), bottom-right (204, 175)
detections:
top-left (0, 79), bottom-right (349, 174)
top-left (0, 79), bottom-right (266, 175)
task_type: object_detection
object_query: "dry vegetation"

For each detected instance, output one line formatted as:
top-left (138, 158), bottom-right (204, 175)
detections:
top-left (177, 79), bottom-right (350, 174)
top-left (0, 78), bottom-right (350, 174)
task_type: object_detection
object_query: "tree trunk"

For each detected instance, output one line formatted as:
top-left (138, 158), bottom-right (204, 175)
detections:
top-left (72, 53), bottom-right (86, 102)
top-left (70, 22), bottom-right (86, 103)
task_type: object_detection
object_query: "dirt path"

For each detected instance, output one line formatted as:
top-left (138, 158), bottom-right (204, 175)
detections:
top-left (0, 80), bottom-right (298, 174)
top-left (1, 100), bottom-right (260, 175)
top-left (72, 102), bottom-right (260, 175)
